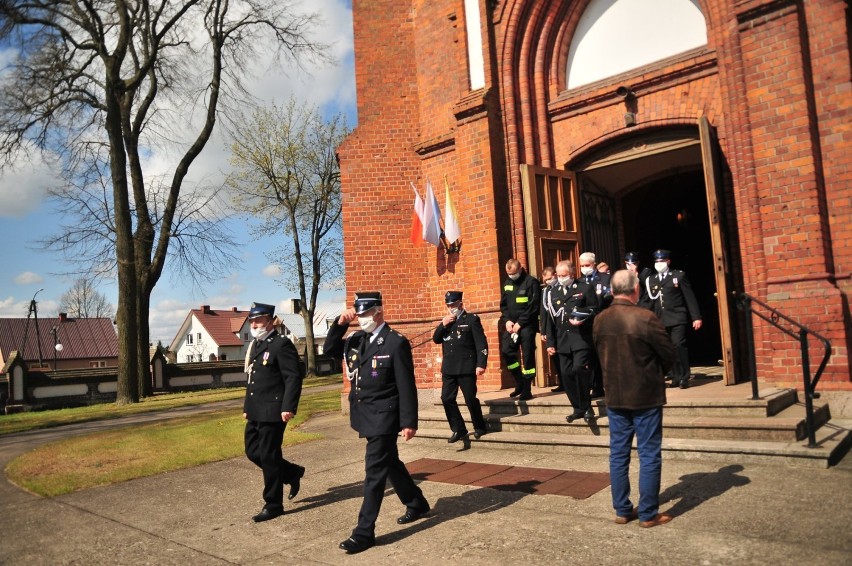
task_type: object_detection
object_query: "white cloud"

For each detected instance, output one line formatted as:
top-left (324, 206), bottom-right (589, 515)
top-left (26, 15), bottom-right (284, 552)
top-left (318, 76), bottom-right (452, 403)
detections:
top-left (0, 150), bottom-right (63, 218)
top-left (14, 271), bottom-right (43, 285)
top-left (262, 264), bottom-right (283, 278)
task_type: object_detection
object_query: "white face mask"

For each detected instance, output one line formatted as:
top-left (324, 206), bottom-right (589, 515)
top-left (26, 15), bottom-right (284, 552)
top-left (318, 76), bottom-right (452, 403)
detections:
top-left (358, 315), bottom-right (378, 334)
top-left (508, 272), bottom-right (520, 281)
top-left (557, 276), bottom-right (572, 286)
top-left (448, 307), bottom-right (462, 317)
top-left (580, 266), bottom-right (594, 277)
top-left (546, 278), bottom-right (557, 287)
top-left (250, 326), bottom-right (270, 340)
top-left (655, 262), bottom-right (668, 274)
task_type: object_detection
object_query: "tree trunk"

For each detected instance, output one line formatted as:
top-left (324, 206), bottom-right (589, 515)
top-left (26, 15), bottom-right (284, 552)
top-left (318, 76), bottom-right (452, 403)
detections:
top-left (302, 309), bottom-right (316, 378)
top-left (136, 290), bottom-right (153, 398)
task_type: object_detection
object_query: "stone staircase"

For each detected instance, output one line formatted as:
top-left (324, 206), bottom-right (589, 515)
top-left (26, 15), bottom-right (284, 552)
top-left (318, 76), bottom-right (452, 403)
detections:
top-left (415, 369), bottom-right (852, 468)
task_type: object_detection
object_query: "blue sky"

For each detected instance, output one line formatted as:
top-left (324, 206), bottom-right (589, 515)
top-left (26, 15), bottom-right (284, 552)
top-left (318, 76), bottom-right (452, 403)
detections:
top-left (0, 0), bottom-right (355, 344)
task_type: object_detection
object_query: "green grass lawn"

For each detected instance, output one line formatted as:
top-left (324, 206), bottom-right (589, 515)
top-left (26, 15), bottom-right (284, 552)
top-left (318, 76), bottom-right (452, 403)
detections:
top-left (0, 374), bottom-right (342, 436)
top-left (5, 388), bottom-right (341, 497)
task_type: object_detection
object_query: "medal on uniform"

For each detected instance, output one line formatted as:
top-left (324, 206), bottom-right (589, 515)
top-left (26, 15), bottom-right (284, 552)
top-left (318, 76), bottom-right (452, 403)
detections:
top-left (262, 352), bottom-right (269, 365)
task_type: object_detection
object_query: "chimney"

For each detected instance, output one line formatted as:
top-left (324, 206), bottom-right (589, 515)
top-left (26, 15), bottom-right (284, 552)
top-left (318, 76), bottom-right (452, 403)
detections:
top-left (201, 305), bottom-right (211, 314)
top-left (59, 313), bottom-right (67, 322)
top-left (232, 307), bottom-right (238, 312)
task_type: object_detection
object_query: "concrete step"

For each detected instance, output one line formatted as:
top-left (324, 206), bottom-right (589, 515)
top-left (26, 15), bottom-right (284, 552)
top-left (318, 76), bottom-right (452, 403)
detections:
top-left (420, 400), bottom-right (831, 443)
top-left (414, 418), bottom-right (852, 468)
top-left (476, 387), bottom-right (797, 418)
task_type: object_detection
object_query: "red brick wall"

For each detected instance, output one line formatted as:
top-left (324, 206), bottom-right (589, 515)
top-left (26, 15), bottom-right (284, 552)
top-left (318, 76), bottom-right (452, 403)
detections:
top-left (342, 0), bottom-right (852, 391)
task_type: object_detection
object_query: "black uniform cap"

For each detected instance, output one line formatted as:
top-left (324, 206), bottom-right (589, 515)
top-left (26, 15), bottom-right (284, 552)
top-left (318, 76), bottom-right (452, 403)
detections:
top-left (354, 292), bottom-right (382, 314)
top-left (653, 249), bottom-right (671, 260)
top-left (248, 302), bottom-right (275, 320)
top-left (624, 251), bottom-right (640, 264)
top-left (445, 291), bottom-right (463, 304)
top-left (569, 306), bottom-right (593, 321)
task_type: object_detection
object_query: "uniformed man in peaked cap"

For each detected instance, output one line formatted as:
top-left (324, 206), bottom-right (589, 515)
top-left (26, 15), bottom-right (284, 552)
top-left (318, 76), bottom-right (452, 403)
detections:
top-left (324, 292), bottom-right (430, 554)
top-left (432, 291), bottom-right (488, 443)
top-left (243, 302), bottom-right (305, 522)
top-left (644, 250), bottom-right (702, 388)
top-left (625, 251), bottom-right (653, 309)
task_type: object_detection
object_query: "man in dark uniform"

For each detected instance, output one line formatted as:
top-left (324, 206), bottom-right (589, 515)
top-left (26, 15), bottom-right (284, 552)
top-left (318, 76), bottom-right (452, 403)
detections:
top-left (579, 251), bottom-right (611, 398)
top-left (432, 291), bottom-right (488, 443)
top-left (499, 258), bottom-right (540, 400)
top-left (625, 251), bottom-right (653, 309)
top-left (540, 267), bottom-right (564, 393)
top-left (644, 250), bottom-right (703, 389)
top-left (542, 260), bottom-right (600, 423)
top-left (243, 302), bottom-right (305, 523)
top-left (324, 292), bottom-right (430, 555)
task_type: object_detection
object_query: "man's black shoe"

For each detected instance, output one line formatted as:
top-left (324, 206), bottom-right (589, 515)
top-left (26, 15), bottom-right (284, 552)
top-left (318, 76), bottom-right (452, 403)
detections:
top-left (518, 393), bottom-right (533, 401)
top-left (509, 389), bottom-right (522, 397)
top-left (679, 380), bottom-right (690, 389)
top-left (397, 505), bottom-right (430, 524)
top-left (583, 408), bottom-right (596, 423)
top-left (252, 507), bottom-right (283, 522)
top-left (551, 386), bottom-right (565, 393)
top-left (339, 537), bottom-right (375, 554)
top-left (473, 428), bottom-right (486, 440)
top-left (288, 465), bottom-right (305, 500)
top-left (448, 431), bottom-right (468, 443)
top-left (566, 412), bottom-right (583, 423)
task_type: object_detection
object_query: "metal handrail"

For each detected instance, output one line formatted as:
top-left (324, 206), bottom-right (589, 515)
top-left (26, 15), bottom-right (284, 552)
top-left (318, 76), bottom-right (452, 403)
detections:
top-left (736, 292), bottom-right (832, 447)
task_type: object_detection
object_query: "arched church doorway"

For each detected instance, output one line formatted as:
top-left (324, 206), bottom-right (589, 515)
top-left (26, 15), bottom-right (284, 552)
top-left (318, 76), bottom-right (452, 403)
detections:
top-left (522, 125), bottom-right (737, 385)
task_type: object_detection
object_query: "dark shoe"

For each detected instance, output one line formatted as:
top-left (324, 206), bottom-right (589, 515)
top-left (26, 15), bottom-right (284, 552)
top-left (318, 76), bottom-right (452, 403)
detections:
top-left (518, 393), bottom-right (533, 400)
top-left (614, 508), bottom-right (638, 525)
top-left (583, 408), bottom-right (596, 423)
top-left (288, 465), bottom-right (305, 500)
top-left (448, 431), bottom-right (468, 443)
top-left (397, 504), bottom-right (430, 524)
top-left (509, 389), bottom-right (522, 397)
top-left (551, 386), bottom-right (565, 392)
top-left (566, 412), bottom-right (584, 423)
top-left (339, 537), bottom-right (375, 554)
top-left (473, 429), bottom-right (487, 440)
top-left (639, 513), bottom-right (673, 528)
top-left (679, 380), bottom-right (690, 389)
top-left (252, 507), bottom-right (283, 522)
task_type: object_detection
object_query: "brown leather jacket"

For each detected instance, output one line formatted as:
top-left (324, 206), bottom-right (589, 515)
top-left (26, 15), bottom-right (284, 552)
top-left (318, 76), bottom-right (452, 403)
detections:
top-left (592, 298), bottom-right (676, 410)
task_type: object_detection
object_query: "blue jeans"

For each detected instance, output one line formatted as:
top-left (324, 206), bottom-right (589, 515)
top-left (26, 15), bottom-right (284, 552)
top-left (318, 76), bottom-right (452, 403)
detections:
top-left (608, 407), bottom-right (664, 521)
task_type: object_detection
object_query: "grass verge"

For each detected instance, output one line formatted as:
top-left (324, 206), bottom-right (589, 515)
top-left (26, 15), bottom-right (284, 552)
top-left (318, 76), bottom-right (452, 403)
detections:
top-left (5, 388), bottom-right (341, 497)
top-left (0, 374), bottom-right (342, 436)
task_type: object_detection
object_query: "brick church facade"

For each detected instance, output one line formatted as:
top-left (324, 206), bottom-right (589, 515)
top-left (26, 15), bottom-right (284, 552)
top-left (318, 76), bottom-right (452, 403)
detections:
top-left (337, 0), bottom-right (851, 396)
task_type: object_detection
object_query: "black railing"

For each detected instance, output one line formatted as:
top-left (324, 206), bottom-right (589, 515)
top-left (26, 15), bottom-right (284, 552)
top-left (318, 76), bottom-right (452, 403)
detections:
top-left (737, 292), bottom-right (832, 447)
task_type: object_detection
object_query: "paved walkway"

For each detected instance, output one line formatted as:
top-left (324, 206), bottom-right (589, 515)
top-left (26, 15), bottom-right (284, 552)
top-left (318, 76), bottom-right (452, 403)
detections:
top-left (1, 391), bottom-right (851, 565)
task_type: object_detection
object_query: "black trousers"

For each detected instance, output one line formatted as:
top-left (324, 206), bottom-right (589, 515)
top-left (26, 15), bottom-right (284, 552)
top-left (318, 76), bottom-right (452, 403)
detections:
top-left (500, 326), bottom-right (538, 379)
top-left (558, 349), bottom-right (593, 413)
top-left (353, 434), bottom-right (428, 542)
top-left (244, 420), bottom-right (302, 511)
top-left (441, 373), bottom-right (486, 433)
top-left (666, 324), bottom-right (690, 382)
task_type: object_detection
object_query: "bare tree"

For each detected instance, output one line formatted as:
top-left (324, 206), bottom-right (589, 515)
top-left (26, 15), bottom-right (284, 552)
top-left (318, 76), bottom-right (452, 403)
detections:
top-left (227, 99), bottom-right (347, 377)
top-left (0, 1), bottom-right (329, 403)
top-left (59, 278), bottom-right (115, 319)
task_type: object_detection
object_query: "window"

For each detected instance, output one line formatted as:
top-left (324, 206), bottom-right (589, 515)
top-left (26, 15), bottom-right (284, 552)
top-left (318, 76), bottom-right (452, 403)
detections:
top-left (220, 354), bottom-right (227, 360)
top-left (197, 332), bottom-right (202, 342)
top-left (90, 361), bottom-right (107, 368)
top-left (186, 333), bottom-right (193, 345)
top-left (186, 355), bottom-right (193, 363)
top-left (244, 332), bottom-right (249, 341)
top-left (566, 0), bottom-right (707, 89)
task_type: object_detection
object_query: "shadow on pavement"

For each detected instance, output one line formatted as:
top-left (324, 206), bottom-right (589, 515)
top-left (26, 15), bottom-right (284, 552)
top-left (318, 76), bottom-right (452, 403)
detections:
top-left (660, 464), bottom-right (751, 518)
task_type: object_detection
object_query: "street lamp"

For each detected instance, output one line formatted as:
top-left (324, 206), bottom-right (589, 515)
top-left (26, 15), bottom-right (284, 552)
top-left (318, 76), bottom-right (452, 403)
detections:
top-left (52, 326), bottom-right (63, 370)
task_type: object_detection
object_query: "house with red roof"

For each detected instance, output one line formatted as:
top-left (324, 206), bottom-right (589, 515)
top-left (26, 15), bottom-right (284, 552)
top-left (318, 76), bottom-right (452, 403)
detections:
top-left (0, 313), bottom-right (118, 372)
top-left (168, 306), bottom-right (250, 364)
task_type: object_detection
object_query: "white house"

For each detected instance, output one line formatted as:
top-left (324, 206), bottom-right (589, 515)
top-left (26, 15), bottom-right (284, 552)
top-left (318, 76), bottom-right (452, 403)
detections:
top-left (168, 300), bottom-right (341, 366)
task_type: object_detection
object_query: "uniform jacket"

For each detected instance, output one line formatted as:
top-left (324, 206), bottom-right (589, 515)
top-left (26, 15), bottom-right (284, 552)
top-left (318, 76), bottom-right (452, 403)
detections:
top-left (541, 280), bottom-right (600, 353)
top-left (499, 269), bottom-right (540, 330)
top-left (432, 310), bottom-right (488, 376)
top-left (593, 298), bottom-right (676, 410)
top-left (582, 269), bottom-right (613, 309)
top-left (243, 330), bottom-right (304, 422)
top-left (636, 267), bottom-right (654, 309)
top-left (325, 319), bottom-right (418, 437)
top-left (645, 268), bottom-right (702, 327)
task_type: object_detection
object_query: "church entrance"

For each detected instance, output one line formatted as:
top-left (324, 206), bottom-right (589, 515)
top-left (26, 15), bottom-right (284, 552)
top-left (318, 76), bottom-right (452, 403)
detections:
top-left (521, 121), bottom-right (737, 385)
